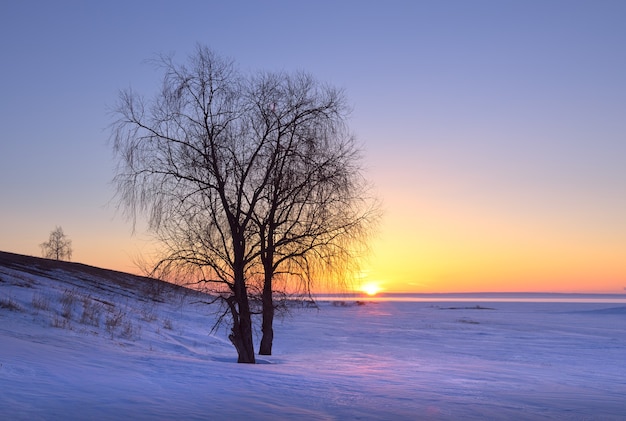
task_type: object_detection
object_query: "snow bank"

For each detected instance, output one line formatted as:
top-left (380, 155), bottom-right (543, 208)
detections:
top-left (2, 254), bottom-right (625, 420)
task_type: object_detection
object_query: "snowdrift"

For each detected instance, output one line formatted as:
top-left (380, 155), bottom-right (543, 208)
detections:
top-left (1, 251), bottom-right (626, 420)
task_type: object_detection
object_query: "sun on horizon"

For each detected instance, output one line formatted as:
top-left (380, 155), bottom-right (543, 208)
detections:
top-left (360, 282), bottom-right (383, 296)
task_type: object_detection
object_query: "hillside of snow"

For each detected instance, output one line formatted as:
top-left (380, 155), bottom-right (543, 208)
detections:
top-left (1, 251), bottom-right (626, 420)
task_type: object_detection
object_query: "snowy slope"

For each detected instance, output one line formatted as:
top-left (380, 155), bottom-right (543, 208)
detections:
top-left (1, 251), bottom-right (626, 420)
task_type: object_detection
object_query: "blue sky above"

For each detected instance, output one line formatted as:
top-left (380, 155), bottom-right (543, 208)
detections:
top-left (1, 1), bottom-right (625, 291)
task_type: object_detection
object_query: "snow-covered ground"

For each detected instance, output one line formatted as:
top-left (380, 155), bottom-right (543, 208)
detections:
top-left (1, 253), bottom-right (625, 420)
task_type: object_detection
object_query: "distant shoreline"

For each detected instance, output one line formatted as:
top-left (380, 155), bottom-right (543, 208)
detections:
top-left (314, 292), bottom-right (626, 304)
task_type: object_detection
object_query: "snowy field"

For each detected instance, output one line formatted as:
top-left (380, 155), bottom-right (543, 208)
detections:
top-left (1, 253), bottom-right (626, 420)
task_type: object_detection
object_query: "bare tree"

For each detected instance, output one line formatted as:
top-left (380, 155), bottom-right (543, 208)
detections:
top-left (110, 45), bottom-right (378, 363)
top-left (246, 72), bottom-right (379, 355)
top-left (112, 47), bottom-right (259, 363)
top-left (40, 226), bottom-right (73, 261)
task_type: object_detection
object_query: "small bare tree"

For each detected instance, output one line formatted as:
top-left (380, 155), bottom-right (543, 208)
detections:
top-left (40, 226), bottom-right (72, 261)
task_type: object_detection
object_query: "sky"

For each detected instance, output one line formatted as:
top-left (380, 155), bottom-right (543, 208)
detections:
top-left (1, 0), bottom-right (625, 294)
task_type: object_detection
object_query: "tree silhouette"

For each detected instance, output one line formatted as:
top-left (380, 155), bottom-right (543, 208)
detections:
top-left (111, 45), bottom-right (378, 362)
top-left (40, 226), bottom-right (72, 261)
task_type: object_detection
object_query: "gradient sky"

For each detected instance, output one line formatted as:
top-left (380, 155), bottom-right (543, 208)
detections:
top-left (1, 0), bottom-right (625, 293)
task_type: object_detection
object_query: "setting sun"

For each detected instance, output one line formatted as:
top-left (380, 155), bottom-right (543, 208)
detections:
top-left (360, 282), bottom-right (382, 296)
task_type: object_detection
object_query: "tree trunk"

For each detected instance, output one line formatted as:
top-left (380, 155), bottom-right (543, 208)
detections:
top-left (259, 272), bottom-right (274, 355)
top-left (228, 299), bottom-right (255, 363)
top-left (229, 255), bottom-right (256, 363)
top-left (237, 305), bottom-right (255, 363)
top-left (259, 230), bottom-right (275, 356)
